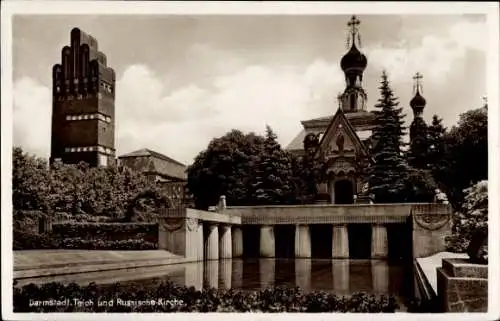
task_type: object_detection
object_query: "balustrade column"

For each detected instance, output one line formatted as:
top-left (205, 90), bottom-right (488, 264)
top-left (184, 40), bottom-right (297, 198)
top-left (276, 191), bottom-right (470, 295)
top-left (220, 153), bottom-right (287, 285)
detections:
top-left (294, 225), bottom-right (311, 258)
top-left (219, 225), bottom-right (232, 259)
top-left (260, 225), bottom-right (275, 258)
top-left (232, 226), bottom-right (244, 257)
top-left (197, 221), bottom-right (204, 261)
top-left (332, 224), bottom-right (349, 258)
top-left (205, 224), bottom-right (219, 260)
top-left (371, 223), bottom-right (388, 259)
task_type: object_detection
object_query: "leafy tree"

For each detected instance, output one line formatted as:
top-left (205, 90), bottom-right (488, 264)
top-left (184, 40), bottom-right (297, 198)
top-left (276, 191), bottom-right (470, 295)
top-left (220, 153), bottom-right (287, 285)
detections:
top-left (187, 129), bottom-right (266, 209)
top-left (366, 71), bottom-right (409, 203)
top-left (252, 126), bottom-right (295, 205)
top-left (432, 105), bottom-right (487, 208)
top-left (13, 147), bottom-right (168, 220)
top-left (403, 168), bottom-right (438, 203)
top-left (12, 147), bottom-right (51, 211)
top-left (446, 180), bottom-right (488, 254)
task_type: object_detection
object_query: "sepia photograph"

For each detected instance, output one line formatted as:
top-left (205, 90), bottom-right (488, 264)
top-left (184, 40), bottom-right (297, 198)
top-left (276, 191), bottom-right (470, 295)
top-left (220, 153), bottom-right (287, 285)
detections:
top-left (1, 1), bottom-right (499, 320)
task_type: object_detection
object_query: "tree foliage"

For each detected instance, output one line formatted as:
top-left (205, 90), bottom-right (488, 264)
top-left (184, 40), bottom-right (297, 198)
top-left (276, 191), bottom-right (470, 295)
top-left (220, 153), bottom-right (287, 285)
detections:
top-left (251, 126), bottom-right (295, 205)
top-left (366, 72), bottom-right (409, 203)
top-left (187, 129), bottom-right (266, 209)
top-left (446, 180), bottom-right (488, 254)
top-left (12, 147), bottom-right (168, 220)
top-left (432, 105), bottom-right (487, 208)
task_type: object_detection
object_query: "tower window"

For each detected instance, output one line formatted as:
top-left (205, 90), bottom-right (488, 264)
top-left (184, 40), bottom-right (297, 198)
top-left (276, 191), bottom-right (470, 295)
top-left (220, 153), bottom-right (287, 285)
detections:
top-left (350, 94), bottom-right (356, 111)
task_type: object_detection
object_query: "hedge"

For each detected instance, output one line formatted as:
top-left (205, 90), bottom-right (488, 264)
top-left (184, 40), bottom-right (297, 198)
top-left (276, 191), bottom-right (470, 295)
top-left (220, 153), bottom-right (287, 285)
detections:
top-left (14, 222), bottom-right (158, 250)
top-left (13, 281), bottom-right (400, 313)
top-left (51, 222), bottom-right (158, 243)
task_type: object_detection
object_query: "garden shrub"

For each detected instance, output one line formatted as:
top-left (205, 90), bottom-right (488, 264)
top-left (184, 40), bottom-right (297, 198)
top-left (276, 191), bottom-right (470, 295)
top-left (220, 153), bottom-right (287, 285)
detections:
top-left (13, 281), bottom-right (400, 313)
top-left (14, 222), bottom-right (158, 250)
top-left (446, 180), bottom-right (488, 255)
top-left (52, 222), bottom-right (158, 243)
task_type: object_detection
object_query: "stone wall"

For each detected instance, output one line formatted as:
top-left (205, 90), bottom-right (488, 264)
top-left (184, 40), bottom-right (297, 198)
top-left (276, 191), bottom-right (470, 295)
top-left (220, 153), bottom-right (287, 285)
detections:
top-left (411, 204), bottom-right (452, 258)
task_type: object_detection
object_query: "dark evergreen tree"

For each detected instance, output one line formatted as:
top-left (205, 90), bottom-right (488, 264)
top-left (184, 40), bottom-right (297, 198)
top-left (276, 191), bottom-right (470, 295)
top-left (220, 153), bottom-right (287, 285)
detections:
top-left (366, 71), bottom-right (409, 203)
top-left (252, 126), bottom-right (295, 205)
top-left (427, 114), bottom-right (447, 168)
top-left (407, 117), bottom-right (429, 169)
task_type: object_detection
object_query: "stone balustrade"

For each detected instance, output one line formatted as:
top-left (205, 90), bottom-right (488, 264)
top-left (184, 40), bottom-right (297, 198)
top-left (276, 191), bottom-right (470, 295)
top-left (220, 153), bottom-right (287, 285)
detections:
top-left (157, 202), bottom-right (451, 261)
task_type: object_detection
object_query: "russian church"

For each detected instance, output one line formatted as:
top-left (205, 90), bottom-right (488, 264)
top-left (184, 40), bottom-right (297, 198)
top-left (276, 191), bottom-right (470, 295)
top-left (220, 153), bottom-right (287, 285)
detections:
top-left (285, 16), bottom-right (427, 205)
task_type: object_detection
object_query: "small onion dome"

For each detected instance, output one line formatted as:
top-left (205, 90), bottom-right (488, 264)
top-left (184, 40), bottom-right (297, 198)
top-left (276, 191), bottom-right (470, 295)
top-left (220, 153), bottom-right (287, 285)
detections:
top-left (410, 90), bottom-right (426, 109)
top-left (340, 44), bottom-right (368, 72)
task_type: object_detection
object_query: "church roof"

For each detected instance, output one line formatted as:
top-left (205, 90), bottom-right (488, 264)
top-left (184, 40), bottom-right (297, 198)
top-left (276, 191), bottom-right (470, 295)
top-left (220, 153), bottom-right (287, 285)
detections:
top-left (119, 148), bottom-right (186, 167)
top-left (285, 111), bottom-right (376, 151)
top-left (118, 148), bottom-right (187, 181)
top-left (318, 108), bottom-right (371, 158)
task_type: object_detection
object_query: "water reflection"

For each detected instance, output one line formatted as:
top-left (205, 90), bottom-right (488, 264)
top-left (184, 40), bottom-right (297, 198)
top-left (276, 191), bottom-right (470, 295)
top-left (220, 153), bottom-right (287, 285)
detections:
top-left (177, 259), bottom-right (405, 298)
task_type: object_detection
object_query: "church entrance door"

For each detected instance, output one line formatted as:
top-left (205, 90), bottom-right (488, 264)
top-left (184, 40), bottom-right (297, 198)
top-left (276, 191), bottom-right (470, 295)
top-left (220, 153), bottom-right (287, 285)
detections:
top-left (334, 180), bottom-right (354, 204)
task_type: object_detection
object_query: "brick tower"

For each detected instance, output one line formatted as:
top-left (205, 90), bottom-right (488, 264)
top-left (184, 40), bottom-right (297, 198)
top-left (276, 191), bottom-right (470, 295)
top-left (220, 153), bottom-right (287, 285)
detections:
top-left (50, 27), bottom-right (116, 167)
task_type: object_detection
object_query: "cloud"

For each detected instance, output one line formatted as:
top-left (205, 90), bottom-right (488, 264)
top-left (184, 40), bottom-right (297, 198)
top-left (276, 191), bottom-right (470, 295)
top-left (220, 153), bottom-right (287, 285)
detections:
top-left (116, 59), bottom-right (344, 164)
top-left (366, 20), bottom-right (487, 84)
top-left (13, 78), bottom-right (52, 159)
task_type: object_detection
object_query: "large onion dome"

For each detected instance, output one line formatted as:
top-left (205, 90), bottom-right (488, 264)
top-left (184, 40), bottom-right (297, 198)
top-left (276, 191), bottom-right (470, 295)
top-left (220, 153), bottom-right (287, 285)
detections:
top-left (340, 44), bottom-right (368, 73)
top-left (410, 90), bottom-right (426, 109)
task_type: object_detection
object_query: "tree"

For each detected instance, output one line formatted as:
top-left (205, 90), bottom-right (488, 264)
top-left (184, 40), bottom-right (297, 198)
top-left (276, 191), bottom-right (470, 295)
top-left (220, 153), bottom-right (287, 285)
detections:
top-left (432, 105), bottom-right (487, 208)
top-left (187, 129), bottom-right (266, 210)
top-left (12, 147), bottom-right (51, 211)
top-left (407, 117), bottom-right (429, 169)
top-left (427, 115), bottom-right (447, 167)
top-left (251, 126), bottom-right (295, 205)
top-left (446, 180), bottom-right (488, 253)
top-left (13, 147), bottom-right (169, 220)
top-left (366, 71), bottom-right (409, 203)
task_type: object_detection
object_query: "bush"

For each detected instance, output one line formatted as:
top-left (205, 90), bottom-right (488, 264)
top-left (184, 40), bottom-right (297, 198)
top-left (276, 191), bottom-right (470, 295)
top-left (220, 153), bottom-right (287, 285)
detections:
top-left (14, 222), bottom-right (158, 250)
top-left (446, 180), bottom-right (488, 254)
top-left (57, 238), bottom-right (158, 250)
top-left (13, 281), bottom-right (400, 313)
top-left (13, 231), bottom-right (59, 250)
top-left (51, 222), bottom-right (158, 242)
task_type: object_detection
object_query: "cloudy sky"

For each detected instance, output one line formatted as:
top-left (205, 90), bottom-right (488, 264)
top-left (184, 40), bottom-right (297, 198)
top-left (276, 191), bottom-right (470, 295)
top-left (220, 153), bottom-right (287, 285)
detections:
top-left (12, 14), bottom-right (487, 165)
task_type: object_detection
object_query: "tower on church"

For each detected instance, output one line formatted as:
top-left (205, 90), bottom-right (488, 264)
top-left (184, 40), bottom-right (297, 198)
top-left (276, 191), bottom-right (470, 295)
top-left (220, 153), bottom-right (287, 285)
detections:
top-left (408, 72), bottom-right (429, 169)
top-left (50, 28), bottom-right (116, 167)
top-left (339, 15), bottom-right (368, 113)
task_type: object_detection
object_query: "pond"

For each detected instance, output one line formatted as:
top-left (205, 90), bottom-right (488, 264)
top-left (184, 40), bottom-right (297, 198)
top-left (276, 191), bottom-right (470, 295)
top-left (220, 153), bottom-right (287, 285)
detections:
top-left (113, 258), bottom-right (413, 309)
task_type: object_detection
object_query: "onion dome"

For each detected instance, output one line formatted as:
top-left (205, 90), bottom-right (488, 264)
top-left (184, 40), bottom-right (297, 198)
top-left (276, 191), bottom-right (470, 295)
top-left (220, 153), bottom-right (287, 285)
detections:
top-left (340, 44), bottom-right (368, 73)
top-left (410, 90), bottom-right (426, 109)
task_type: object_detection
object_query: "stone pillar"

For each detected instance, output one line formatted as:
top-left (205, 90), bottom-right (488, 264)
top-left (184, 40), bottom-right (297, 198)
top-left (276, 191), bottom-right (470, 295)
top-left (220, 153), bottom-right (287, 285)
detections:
top-left (197, 221), bottom-right (204, 261)
top-left (332, 260), bottom-right (350, 293)
top-left (259, 258), bottom-right (275, 289)
top-left (232, 226), bottom-right (244, 258)
top-left (205, 224), bottom-right (219, 260)
top-left (204, 260), bottom-right (219, 289)
top-left (219, 225), bottom-right (232, 259)
top-left (260, 225), bottom-right (275, 258)
top-left (295, 259), bottom-right (312, 291)
top-left (371, 260), bottom-right (389, 294)
top-left (371, 224), bottom-right (388, 259)
top-left (219, 259), bottom-right (232, 289)
top-left (294, 225), bottom-right (311, 258)
top-left (332, 224), bottom-right (349, 258)
top-left (185, 218), bottom-right (200, 261)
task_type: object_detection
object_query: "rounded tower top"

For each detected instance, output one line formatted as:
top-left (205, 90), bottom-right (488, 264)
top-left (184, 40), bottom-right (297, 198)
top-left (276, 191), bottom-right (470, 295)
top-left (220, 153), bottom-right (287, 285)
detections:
top-left (410, 90), bottom-right (426, 109)
top-left (410, 72), bottom-right (426, 112)
top-left (340, 16), bottom-right (368, 73)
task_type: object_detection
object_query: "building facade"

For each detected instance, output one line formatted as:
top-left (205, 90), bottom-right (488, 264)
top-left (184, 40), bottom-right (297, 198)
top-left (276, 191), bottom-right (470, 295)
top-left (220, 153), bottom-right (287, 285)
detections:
top-left (50, 28), bottom-right (116, 167)
top-left (286, 16), bottom-right (376, 204)
top-left (118, 148), bottom-right (192, 207)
